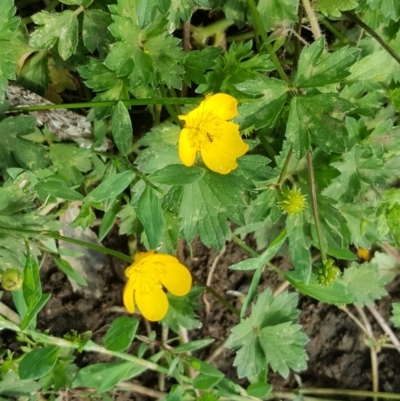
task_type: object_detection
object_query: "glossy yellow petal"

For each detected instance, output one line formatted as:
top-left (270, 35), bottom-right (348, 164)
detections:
top-left (149, 254), bottom-right (192, 296)
top-left (203, 93), bottom-right (238, 120)
top-left (201, 121), bottom-right (249, 174)
top-left (179, 127), bottom-right (197, 167)
top-left (123, 278), bottom-right (136, 314)
top-left (136, 285), bottom-right (169, 321)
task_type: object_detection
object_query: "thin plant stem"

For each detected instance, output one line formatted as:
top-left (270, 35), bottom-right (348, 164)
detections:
top-left (116, 382), bottom-right (165, 399)
top-left (298, 388), bottom-right (400, 400)
top-left (344, 12), bottom-right (400, 65)
top-left (158, 86), bottom-right (182, 127)
top-left (245, 0), bottom-right (291, 85)
top-left (293, 3), bottom-right (304, 72)
top-left (355, 305), bottom-right (379, 401)
top-left (278, 148), bottom-right (294, 187)
top-left (301, 0), bottom-right (322, 39)
top-left (306, 150), bottom-right (327, 263)
top-left (320, 18), bottom-right (349, 44)
top-left (367, 305), bottom-right (400, 354)
top-left (339, 305), bottom-right (369, 336)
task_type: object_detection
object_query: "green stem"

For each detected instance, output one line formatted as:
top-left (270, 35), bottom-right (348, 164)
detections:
top-left (0, 316), bottom-right (190, 382)
top-left (227, 30), bottom-right (256, 43)
top-left (0, 226), bottom-right (133, 263)
top-left (159, 86), bottom-right (182, 127)
top-left (245, 0), bottom-right (291, 85)
top-left (277, 148), bottom-right (294, 188)
top-left (231, 235), bottom-right (286, 279)
top-left (306, 151), bottom-right (327, 263)
top-left (320, 18), bottom-right (350, 44)
top-left (298, 388), bottom-right (400, 400)
top-left (193, 275), bottom-right (240, 318)
top-left (293, 3), bottom-right (304, 73)
top-left (344, 11), bottom-right (400, 65)
top-left (191, 18), bottom-right (234, 47)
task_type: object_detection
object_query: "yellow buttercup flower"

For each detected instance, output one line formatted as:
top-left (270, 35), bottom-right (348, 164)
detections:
top-left (178, 93), bottom-right (249, 175)
top-left (123, 251), bottom-right (192, 322)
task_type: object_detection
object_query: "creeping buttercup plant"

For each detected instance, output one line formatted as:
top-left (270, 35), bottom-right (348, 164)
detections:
top-left (1, 0), bottom-right (400, 399)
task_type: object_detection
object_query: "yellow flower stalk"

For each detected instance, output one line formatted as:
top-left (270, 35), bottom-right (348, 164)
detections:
top-left (178, 93), bottom-right (249, 174)
top-left (123, 251), bottom-right (192, 322)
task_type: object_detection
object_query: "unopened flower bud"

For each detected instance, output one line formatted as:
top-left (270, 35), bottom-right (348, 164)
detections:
top-left (1, 269), bottom-right (24, 291)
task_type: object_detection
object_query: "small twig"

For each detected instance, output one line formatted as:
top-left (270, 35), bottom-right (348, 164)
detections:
top-left (273, 281), bottom-right (290, 296)
top-left (158, 326), bottom-right (169, 391)
top-left (367, 305), bottom-right (400, 355)
top-left (355, 306), bottom-right (379, 400)
top-left (301, 0), bottom-right (322, 40)
top-left (204, 247), bottom-right (226, 316)
top-left (344, 12), bottom-right (400, 65)
top-left (117, 382), bottom-right (165, 399)
top-left (0, 302), bottom-right (21, 324)
top-left (339, 305), bottom-right (369, 336)
top-left (205, 341), bottom-right (226, 364)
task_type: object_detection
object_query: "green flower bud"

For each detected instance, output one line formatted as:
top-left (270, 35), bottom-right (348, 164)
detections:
top-left (1, 268), bottom-right (24, 291)
top-left (278, 187), bottom-right (307, 215)
top-left (316, 259), bottom-right (340, 287)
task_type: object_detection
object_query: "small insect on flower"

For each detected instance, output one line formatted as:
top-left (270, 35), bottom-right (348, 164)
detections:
top-left (123, 251), bottom-right (192, 322)
top-left (178, 93), bottom-right (249, 175)
top-left (278, 187), bottom-right (307, 215)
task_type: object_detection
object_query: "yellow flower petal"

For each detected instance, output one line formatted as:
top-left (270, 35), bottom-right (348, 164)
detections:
top-left (201, 121), bottom-right (249, 174)
top-left (149, 254), bottom-right (192, 296)
top-left (179, 127), bottom-right (198, 167)
top-left (136, 285), bottom-right (169, 321)
top-left (123, 278), bottom-right (136, 314)
top-left (203, 93), bottom-right (238, 120)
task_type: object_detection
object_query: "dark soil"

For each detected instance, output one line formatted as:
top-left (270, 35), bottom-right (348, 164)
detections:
top-left (2, 238), bottom-right (400, 400)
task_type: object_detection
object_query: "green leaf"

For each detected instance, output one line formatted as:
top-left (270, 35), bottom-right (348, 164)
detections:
top-left (137, 185), bottom-right (165, 249)
top-left (226, 289), bottom-right (306, 379)
top-left (118, 204), bottom-right (142, 236)
top-left (20, 293), bottom-right (51, 330)
top-left (111, 101), bottom-right (133, 156)
top-left (0, 371), bottom-right (41, 397)
top-left (99, 199), bottom-right (121, 241)
top-left (84, 170), bottom-right (135, 203)
top-left (179, 170), bottom-right (246, 250)
top-left (30, 10), bottom-right (79, 60)
top-left (365, 0), bottom-right (400, 22)
top-left (103, 317), bottom-right (139, 352)
top-left (286, 93), bottom-right (353, 159)
top-left (338, 262), bottom-right (387, 306)
top-left (230, 229), bottom-right (287, 271)
top-left (149, 165), bottom-right (205, 185)
top-left (294, 38), bottom-right (359, 87)
top-left (322, 145), bottom-right (391, 202)
top-left (314, 0), bottom-right (358, 16)
top-left (247, 382), bottom-right (272, 398)
top-left (53, 257), bottom-right (88, 287)
top-left (36, 178), bottom-right (84, 201)
top-left (19, 346), bottom-right (60, 380)
top-left (17, 51), bottom-right (50, 96)
top-left (259, 322), bottom-right (308, 378)
top-left (82, 9), bottom-right (112, 54)
top-left (0, 116), bottom-right (48, 174)
top-left (72, 361), bottom-right (146, 393)
top-left (0, 0), bottom-right (20, 103)
top-left (173, 339), bottom-right (215, 354)
top-left (286, 272), bottom-right (353, 304)
top-left (287, 214), bottom-right (312, 284)
top-left (235, 77), bottom-right (288, 130)
top-left (198, 41), bottom-right (274, 97)
top-left (163, 286), bottom-right (202, 333)
top-left (138, 121), bottom-right (180, 148)
top-left (193, 374), bottom-right (223, 391)
top-left (390, 303), bottom-right (400, 328)
top-left (257, 0), bottom-right (298, 31)
top-left (183, 47), bottom-right (221, 86)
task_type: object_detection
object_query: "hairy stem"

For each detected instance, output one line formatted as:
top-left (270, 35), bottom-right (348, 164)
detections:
top-left (301, 0), bottom-right (322, 39)
top-left (306, 150), bottom-right (327, 263)
top-left (245, 0), bottom-right (291, 84)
